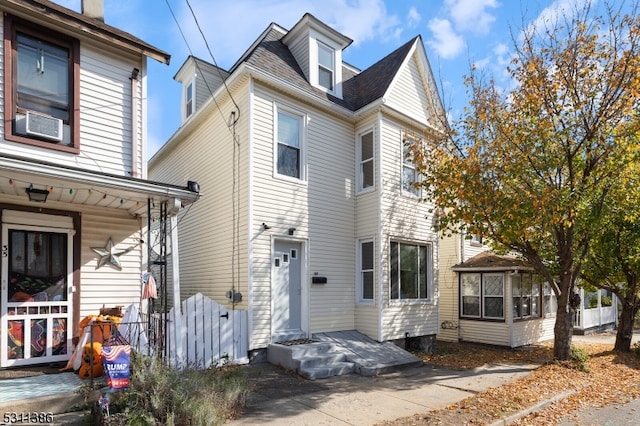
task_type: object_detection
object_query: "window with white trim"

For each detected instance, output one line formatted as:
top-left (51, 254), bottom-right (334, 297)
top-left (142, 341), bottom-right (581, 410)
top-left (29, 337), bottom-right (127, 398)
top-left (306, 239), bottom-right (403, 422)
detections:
top-left (543, 282), bottom-right (557, 316)
top-left (512, 272), bottom-right (541, 320)
top-left (317, 41), bottom-right (334, 91)
top-left (358, 130), bottom-right (374, 191)
top-left (185, 81), bottom-right (193, 119)
top-left (402, 136), bottom-right (421, 196)
top-left (276, 108), bottom-right (304, 180)
top-left (390, 241), bottom-right (432, 300)
top-left (359, 239), bottom-right (374, 302)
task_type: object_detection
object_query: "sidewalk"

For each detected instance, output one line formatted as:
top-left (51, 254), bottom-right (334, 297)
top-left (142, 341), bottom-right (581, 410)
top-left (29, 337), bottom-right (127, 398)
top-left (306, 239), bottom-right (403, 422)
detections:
top-left (230, 330), bottom-right (639, 425)
top-left (229, 361), bottom-right (539, 425)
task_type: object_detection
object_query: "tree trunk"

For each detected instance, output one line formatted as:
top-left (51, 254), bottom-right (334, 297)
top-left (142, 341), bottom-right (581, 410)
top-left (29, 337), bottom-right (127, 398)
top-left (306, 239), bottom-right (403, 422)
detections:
top-left (614, 301), bottom-right (637, 352)
top-left (554, 303), bottom-right (574, 360)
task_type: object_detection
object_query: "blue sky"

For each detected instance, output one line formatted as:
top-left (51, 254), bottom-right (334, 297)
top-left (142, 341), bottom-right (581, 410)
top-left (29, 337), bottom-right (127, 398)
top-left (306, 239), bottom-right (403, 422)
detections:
top-left (54, 0), bottom-right (586, 157)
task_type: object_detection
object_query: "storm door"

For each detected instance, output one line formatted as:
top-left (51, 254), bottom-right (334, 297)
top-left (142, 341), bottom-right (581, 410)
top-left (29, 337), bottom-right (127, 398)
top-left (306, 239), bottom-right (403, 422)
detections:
top-left (1, 215), bottom-right (73, 367)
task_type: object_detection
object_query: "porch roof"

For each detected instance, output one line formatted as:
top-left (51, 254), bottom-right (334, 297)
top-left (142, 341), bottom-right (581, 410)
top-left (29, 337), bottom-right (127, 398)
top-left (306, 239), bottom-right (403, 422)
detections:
top-left (0, 154), bottom-right (200, 216)
top-left (452, 251), bottom-right (534, 272)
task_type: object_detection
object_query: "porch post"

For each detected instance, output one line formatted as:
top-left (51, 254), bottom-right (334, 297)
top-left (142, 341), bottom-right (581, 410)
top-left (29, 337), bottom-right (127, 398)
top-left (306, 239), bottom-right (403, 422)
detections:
top-left (170, 213), bottom-right (185, 368)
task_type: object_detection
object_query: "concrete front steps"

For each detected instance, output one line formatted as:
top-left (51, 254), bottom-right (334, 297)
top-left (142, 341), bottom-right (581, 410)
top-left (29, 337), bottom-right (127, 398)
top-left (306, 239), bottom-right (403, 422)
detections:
top-left (267, 340), bottom-right (355, 380)
top-left (267, 330), bottom-right (424, 380)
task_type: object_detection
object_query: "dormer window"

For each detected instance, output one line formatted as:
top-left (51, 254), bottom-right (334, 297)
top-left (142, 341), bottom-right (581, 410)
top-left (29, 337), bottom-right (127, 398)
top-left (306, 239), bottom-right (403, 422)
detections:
top-left (185, 81), bottom-right (193, 118)
top-left (317, 41), bottom-right (334, 91)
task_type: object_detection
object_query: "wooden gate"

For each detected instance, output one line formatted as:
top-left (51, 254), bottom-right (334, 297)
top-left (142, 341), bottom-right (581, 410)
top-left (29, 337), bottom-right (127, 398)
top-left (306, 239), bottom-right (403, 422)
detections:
top-left (167, 293), bottom-right (248, 369)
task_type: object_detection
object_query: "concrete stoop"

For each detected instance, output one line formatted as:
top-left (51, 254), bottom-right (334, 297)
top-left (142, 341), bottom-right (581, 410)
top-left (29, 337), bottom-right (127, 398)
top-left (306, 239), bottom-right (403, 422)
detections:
top-left (267, 341), bottom-right (356, 380)
top-left (267, 331), bottom-right (425, 380)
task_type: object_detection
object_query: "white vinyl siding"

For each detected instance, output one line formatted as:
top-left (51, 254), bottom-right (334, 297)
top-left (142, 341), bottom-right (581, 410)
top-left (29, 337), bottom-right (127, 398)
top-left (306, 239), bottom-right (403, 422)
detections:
top-left (149, 77), bottom-right (251, 317)
top-left (79, 208), bottom-right (145, 319)
top-left (459, 319), bottom-right (510, 346)
top-left (0, 40), bottom-right (144, 177)
top-left (386, 50), bottom-right (434, 125)
top-left (251, 85), bottom-right (355, 346)
top-left (379, 118), bottom-right (438, 341)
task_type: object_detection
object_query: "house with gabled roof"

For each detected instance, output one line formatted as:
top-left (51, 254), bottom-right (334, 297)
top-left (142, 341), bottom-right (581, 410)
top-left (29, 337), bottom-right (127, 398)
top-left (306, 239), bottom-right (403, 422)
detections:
top-left (0, 0), bottom-right (199, 369)
top-left (149, 13), bottom-right (444, 368)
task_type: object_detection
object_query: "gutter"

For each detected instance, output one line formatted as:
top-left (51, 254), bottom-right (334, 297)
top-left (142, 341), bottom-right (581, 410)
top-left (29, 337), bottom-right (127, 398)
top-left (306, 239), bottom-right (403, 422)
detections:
top-left (0, 154), bottom-right (200, 204)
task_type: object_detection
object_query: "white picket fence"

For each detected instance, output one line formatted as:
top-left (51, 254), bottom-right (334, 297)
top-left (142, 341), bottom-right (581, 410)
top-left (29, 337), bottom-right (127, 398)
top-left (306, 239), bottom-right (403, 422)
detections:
top-left (166, 293), bottom-right (249, 369)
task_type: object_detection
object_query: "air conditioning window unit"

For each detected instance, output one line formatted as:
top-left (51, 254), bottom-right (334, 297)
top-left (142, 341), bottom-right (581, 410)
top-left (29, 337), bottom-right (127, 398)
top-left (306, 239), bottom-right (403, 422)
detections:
top-left (25, 111), bottom-right (63, 142)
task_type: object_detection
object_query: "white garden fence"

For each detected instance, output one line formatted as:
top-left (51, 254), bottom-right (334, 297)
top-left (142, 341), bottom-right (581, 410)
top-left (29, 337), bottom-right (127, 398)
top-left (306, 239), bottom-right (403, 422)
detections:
top-left (119, 294), bottom-right (249, 369)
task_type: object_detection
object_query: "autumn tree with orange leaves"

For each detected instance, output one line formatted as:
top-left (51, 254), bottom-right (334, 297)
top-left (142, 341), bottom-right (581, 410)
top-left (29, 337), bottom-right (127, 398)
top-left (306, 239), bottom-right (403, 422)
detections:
top-left (409, 1), bottom-right (640, 360)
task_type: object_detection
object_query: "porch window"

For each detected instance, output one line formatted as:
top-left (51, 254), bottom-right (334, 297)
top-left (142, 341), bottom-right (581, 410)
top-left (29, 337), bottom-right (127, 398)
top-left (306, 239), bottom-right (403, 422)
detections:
top-left (358, 130), bottom-right (374, 191)
top-left (513, 272), bottom-right (541, 320)
top-left (461, 273), bottom-right (481, 317)
top-left (359, 239), bottom-right (374, 302)
top-left (276, 108), bottom-right (304, 180)
top-left (460, 272), bottom-right (504, 319)
top-left (543, 282), bottom-right (557, 316)
top-left (4, 15), bottom-right (79, 152)
top-left (483, 274), bottom-right (504, 319)
top-left (390, 241), bottom-right (431, 300)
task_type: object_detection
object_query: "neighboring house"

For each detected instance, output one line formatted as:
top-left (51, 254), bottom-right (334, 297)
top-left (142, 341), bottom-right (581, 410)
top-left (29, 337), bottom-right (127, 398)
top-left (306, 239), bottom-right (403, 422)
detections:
top-left (149, 13), bottom-right (443, 356)
top-left (439, 237), bottom-right (617, 347)
top-left (0, 0), bottom-right (199, 368)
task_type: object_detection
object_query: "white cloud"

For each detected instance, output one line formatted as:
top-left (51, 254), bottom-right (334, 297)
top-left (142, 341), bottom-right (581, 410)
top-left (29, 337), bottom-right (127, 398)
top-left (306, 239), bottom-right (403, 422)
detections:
top-left (407, 7), bottom-right (421, 28)
top-left (170, 0), bottom-right (403, 68)
top-left (427, 18), bottom-right (465, 59)
top-left (524, 0), bottom-right (596, 39)
top-left (444, 0), bottom-right (499, 34)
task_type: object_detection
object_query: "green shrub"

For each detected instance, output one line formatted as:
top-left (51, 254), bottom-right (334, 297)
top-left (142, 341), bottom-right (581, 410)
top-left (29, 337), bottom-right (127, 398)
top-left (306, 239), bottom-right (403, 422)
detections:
top-left (97, 354), bottom-right (250, 425)
top-left (570, 345), bottom-right (590, 372)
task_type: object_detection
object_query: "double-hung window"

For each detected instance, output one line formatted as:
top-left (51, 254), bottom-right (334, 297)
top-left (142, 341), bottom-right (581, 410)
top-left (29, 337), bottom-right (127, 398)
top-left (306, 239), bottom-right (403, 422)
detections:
top-left (185, 81), bottom-right (194, 119)
top-left (276, 109), bottom-right (303, 179)
top-left (4, 16), bottom-right (79, 152)
top-left (317, 41), bottom-right (334, 91)
top-left (358, 130), bottom-right (374, 191)
top-left (402, 136), bottom-right (421, 196)
top-left (390, 241), bottom-right (431, 301)
top-left (359, 240), bottom-right (374, 302)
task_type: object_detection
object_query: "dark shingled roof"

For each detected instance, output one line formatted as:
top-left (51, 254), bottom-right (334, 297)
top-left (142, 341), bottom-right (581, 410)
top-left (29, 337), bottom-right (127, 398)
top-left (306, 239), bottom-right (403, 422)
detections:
top-left (240, 26), bottom-right (419, 111)
top-left (453, 251), bottom-right (532, 270)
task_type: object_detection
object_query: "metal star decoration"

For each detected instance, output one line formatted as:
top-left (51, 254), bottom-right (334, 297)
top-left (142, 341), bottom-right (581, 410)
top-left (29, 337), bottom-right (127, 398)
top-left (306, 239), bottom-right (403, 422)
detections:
top-left (91, 237), bottom-right (132, 270)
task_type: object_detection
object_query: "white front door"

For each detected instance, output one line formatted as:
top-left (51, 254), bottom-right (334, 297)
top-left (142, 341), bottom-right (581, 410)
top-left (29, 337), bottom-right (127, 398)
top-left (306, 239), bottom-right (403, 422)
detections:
top-left (1, 213), bottom-right (74, 367)
top-left (272, 240), bottom-right (304, 341)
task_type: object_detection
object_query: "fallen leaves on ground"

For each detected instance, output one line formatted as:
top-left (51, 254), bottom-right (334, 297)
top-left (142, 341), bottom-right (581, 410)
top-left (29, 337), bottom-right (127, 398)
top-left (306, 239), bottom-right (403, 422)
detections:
top-left (377, 340), bottom-right (640, 425)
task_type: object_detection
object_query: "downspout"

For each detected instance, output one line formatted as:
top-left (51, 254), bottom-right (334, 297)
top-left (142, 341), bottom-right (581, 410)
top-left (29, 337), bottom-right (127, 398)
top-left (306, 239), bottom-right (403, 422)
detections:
top-left (169, 201), bottom-right (184, 367)
top-left (130, 68), bottom-right (140, 177)
top-left (458, 232), bottom-right (464, 342)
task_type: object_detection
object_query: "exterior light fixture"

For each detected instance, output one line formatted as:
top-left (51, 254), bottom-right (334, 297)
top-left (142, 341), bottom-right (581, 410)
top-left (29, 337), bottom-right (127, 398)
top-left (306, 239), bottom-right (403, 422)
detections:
top-left (26, 187), bottom-right (49, 202)
top-left (262, 223), bottom-right (271, 230)
top-left (288, 227), bottom-right (296, 235)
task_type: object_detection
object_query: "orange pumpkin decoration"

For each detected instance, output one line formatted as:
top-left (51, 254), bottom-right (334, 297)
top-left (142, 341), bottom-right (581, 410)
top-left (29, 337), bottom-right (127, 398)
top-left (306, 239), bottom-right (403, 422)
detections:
top-left (78, 342), bottom-right (103, 379)
top-left (78, 361), bottom-right (103, 379)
